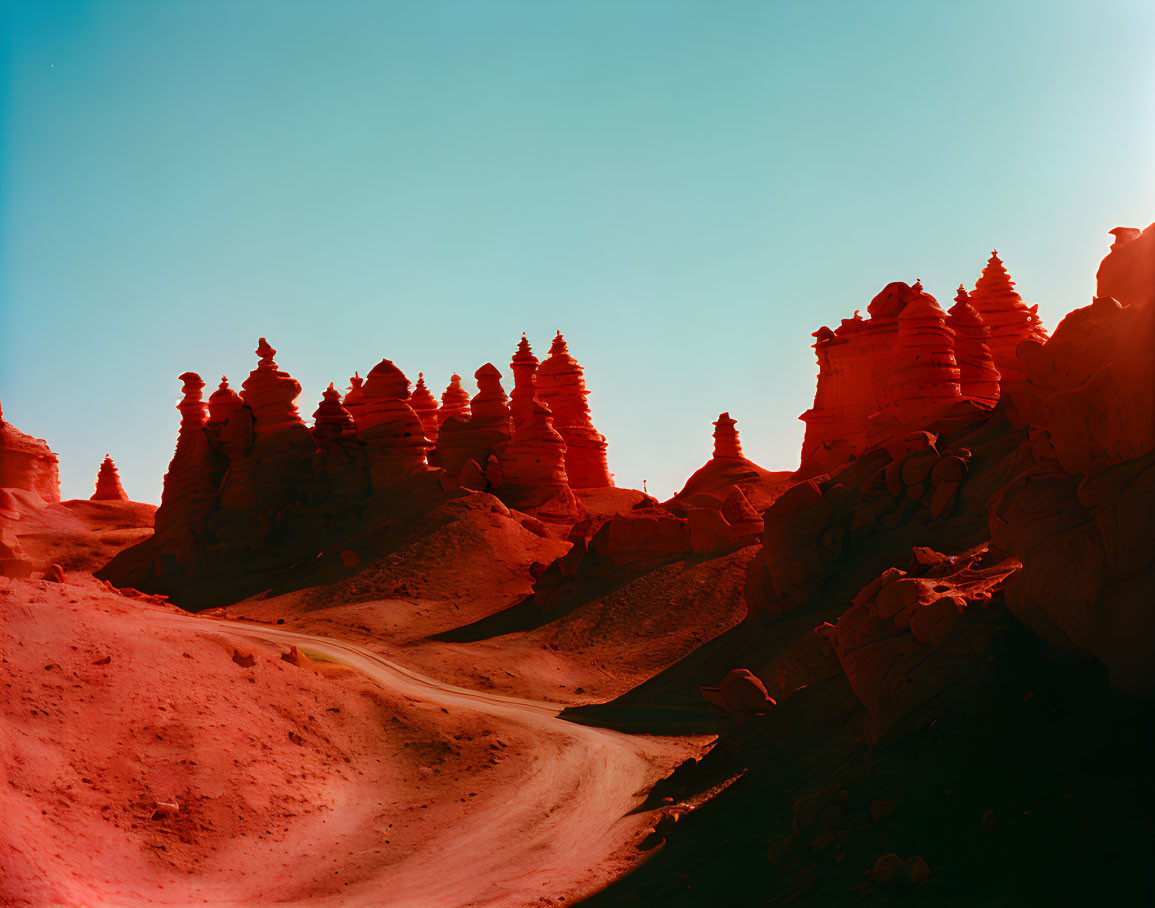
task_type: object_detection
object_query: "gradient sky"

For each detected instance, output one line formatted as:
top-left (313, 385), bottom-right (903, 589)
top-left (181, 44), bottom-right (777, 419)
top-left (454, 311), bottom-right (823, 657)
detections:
top-left (2, 0), bottom-right (1153, 503)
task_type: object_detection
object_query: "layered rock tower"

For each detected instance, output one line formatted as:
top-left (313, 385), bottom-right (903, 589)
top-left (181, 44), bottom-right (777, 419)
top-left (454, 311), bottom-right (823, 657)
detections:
top-left (801, 255), bottom-right (1047, 468)
top-left (968, 251), bottom-right (1047, 383)
top-left (535, 332), bottom-right (613, 488)
top-left (948, 288), bottom-right (1001, 407)
top-left (91, 454), bottom-right (129, 501)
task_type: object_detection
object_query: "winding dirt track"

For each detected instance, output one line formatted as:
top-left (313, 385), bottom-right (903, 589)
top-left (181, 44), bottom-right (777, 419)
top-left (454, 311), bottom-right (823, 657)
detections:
top-left (211, 620), bottom-right (681, 907)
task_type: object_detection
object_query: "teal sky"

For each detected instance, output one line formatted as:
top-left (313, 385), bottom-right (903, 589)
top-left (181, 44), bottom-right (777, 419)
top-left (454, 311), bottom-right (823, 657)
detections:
top-left (2, 0), bottom-right (1153, 503)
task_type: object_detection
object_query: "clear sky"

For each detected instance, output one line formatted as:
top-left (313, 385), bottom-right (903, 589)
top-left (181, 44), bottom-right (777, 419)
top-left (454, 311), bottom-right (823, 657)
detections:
top-left (2, 0), bottom-right (1153, 503)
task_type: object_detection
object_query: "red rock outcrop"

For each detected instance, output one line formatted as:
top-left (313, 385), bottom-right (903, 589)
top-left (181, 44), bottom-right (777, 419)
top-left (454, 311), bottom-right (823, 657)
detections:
top-left (152, 372), bottom-right (224, 549)
top-left (509, 334), bottom-right (540, 429)
top-left (207, 377), bottom-right (244, 425)
top-left (433, 364), bottom-right (512, 477)
top-left (883, 283), bottom-right (962, 419)
top-left (948, 288), bottom-right (1001, 407)
top-left (712, 412), bottom-right (743, 460)
top-left (1096, 223), bottom-right (1155, 308)
top-left (498, 397), bottom-right (579, 518)
top-left (799, 284), bottom-right (920, 468)
top-left (241, 339), bottom-right (307, 440)
top-left (409, 373), bottom-right (441, 445)
top-left (0, 402), bottom-right (61, 503)
top-left (238, 339), bottom-right (316, 509)
top-left (359, 359), bottom-right (429, 488)
top-left (311, 383), bottom-right (356, 443)
top-left (672, 413), bottom-right (790, 512)
top-left (536, 333), bottom-right (613, 489)
top-left (90, 455), bottom-right (129, 501)
top-left (439, 374), bottom-right (471, 425)
top-left (819, 546), bottom-right (1019, 743)
top-left (967, 251), bottom-right (1047, 384)
top-left (988, 230), bottom-right (1155, 692)
top-left (342, 372), bottom-right (366, 427)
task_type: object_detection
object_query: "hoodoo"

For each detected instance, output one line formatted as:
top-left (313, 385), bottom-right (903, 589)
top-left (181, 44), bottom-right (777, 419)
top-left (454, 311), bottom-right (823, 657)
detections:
top-left (968, 251), bottom-right (1048, 383)
top-left (536, 332), bottom-right (613, 488)
top-left (342, 372), bottom-right (366, 427)
top-left (409, 373), bottom-right (441, 444)
top-left (439, 374), bottom-right (471, 425)
top-left (884, 283), bottom-right (963, 417)
top-left (948, 287), bottom-right (1001, 407)
top-left (499, 397), bottom-right (577, 516)
top-left (91, 454), bottom-right (129, 501)
top-left (713, 412), bottom-right (744, 460)
top-left (152, 372), bottom-right (221, 543)
top-left (240, 339), bottom-right (307, 440)
top-left (509, 334), bottom-right (540, 429)
top-left (207, 377), bottom-right (243, 425)
top-left (359, 359), bottom-right (428, 487)
top-left (311, 383), bottom-right (356, 443)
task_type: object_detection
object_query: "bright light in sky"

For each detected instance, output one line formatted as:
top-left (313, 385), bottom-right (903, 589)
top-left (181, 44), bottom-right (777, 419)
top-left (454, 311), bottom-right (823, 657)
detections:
top-left (2, 0), bottom-right (1153, 502)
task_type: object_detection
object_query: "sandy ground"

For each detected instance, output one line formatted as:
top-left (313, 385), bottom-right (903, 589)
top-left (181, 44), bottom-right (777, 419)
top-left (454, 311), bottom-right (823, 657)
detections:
top-left (1, 575), bottom-right (699, 906)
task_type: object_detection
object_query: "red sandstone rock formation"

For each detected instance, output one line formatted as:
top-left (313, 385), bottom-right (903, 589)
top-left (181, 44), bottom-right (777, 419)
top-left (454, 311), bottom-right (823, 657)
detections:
top-left (1097, 223), bottom-right (1155, 308)
top-left (409, 373), bottom-right (441, 445)
top-left (799, 284), bottom-right (923, 468)
top-left (342, 372), bottom-right (366, 427)
top-left (206, 377), bottom-right (243, 426)
top-left (237, 339), bottom-right (316, 509)
top-left (713, 413), bottom-right (743, 460)
top-left (311, 383), bottom-right (356, 443)
top-left (91, 455), bottom-right (129, 501)
top-left (819, 546), bottom-right (1019, 743)
top-left (536, 333), bottom-right (612, 489)
top-left (0, 402), bottom-right (61, 503)
top-left (152, 372), bottom-right (222, 550)
top-left (884, 283), bottom-right (962, 418)
top-left (241, 339), bottom-right (307, 440)
top-left (672, 413), bottom-right (789, 512)
top-left (433, 364), bottom-right (512, 477)
top-left (989, 230), bottom-right (1155, 692)
top-left (948, 288), bottom-right (1001, 407)
top-left (499, 397), bottom-right (578, 517)
top-left (968, 251), bottom-right (1047, 384)
top-left (359, 359), bottom-right (429, 489)
top-left (439, 374), bottom-right (471, 425)
top-left (509, 334), bottom-right (540, 429)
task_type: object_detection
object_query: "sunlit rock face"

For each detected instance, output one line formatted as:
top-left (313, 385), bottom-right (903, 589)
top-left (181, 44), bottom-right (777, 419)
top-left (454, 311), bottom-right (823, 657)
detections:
top-left (800, 254), bottom-right (1048, 474)
top-left (535, 333), bottom-right (613, 489)
top-left (90, 454), bottom-right (129, 501)
top-left (0, 403), bottom-right (60, 503)
top-left (992, 224), bottom-right (1155, 693)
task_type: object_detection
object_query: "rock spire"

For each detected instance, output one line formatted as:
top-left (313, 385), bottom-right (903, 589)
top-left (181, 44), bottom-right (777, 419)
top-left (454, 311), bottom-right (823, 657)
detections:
top-left (535, 332), bottom-right (613, 488)
top-left (91, 454), bottom-right (129, 501)
top-left (968, 252), bottom-right (1047, 383)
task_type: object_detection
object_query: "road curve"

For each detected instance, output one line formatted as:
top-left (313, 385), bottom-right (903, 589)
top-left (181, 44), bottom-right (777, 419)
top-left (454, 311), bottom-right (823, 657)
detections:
top-left (204, 619), bottom-right (683, 908)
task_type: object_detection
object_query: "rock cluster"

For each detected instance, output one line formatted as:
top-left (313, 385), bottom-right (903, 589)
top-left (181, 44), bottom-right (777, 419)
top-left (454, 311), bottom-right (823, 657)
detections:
top-left (800, 253), bottom-right (1047, 472)
top-left (101, 332), bottom-right (617, 604)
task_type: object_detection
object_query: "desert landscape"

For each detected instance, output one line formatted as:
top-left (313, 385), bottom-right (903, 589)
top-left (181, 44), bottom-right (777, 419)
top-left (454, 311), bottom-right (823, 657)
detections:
top-left (2, 221), bottom-right (1153, 905)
